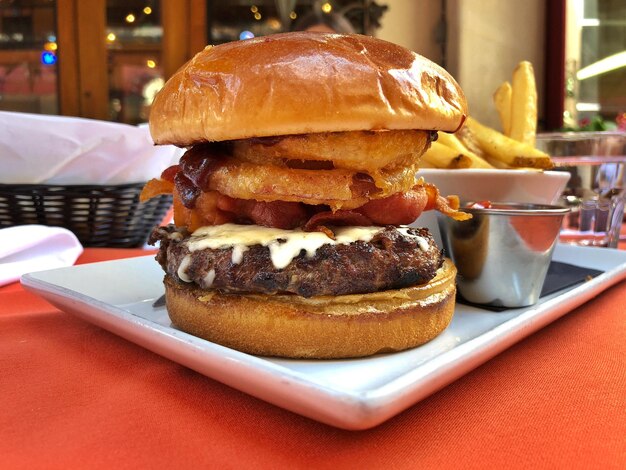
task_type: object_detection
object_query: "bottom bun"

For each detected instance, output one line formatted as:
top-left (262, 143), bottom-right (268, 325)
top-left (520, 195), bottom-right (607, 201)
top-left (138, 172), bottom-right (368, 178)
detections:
top-left (165, 259), bottom-right (457, 359)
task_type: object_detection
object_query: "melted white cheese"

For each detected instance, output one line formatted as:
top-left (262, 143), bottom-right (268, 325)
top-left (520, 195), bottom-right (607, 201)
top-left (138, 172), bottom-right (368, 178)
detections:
top-left (167, 231), bottom-right (184, 241)
top-left (185, 224), bottom-right (386, 270)
top-left (396, 226), bottom-right (430, 251)
top-left (177, 254), bottom-right (192, 282)
top-left (203, 269), bottom-right (216, 287)
top-left (231, 245), bottom-right (249, 265)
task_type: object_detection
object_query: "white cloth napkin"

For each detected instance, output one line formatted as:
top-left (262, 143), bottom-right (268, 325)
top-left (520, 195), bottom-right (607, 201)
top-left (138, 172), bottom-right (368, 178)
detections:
top-left (0, 111), bottom-right (183, 185)
top-left (0, 225), bottom-right (83, 287)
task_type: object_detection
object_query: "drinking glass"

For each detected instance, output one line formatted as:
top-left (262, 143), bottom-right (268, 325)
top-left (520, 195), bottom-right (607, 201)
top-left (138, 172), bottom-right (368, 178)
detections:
top-left (536, 132), bottom-right (626, 248)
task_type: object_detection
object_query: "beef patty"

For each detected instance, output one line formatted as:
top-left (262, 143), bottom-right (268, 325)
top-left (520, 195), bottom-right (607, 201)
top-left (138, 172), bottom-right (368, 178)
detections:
top-left (150, 225), bottom-right (443, 298)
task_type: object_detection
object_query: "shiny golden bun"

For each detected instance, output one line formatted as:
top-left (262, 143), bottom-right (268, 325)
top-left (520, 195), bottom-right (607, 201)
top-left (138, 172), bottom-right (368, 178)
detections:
top-left (150, 32), bottom-right (468, 146)
top-left (164, 259), bottom-right (457, 359)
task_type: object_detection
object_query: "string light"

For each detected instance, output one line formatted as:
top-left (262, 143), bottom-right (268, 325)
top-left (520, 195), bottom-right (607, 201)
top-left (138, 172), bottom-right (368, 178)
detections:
top-left (250, 5), bottom-right (258, 13)
top-left (106, 32), bottom-right (116, 42)
top-left (289, 11), bottom-right (297, 20)
top-left (143, 6), bottom-right (152, 15)
top-left (125, 13), bottom-right (136, 23)
top-left (41, 51), bottom-right (57, 65)
top-left (146, 59), bottom-right (156, 68)
top-left (321, 2), bottom-right (332, 13)
top-left (254, 12), bottom-right (261, 20)
top-left (143, 77), bottom-right (165, 106)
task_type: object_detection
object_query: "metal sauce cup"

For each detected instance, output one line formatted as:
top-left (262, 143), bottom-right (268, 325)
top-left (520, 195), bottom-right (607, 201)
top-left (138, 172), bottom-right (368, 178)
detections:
top-left (437, 203), bottom-right (570, 308)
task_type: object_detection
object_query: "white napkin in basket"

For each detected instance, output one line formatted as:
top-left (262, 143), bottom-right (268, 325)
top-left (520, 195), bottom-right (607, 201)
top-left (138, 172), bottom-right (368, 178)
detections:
top-left (1, 225), bottom-right (83, 287)
top-left (0, 111), bottom-right (182, 185)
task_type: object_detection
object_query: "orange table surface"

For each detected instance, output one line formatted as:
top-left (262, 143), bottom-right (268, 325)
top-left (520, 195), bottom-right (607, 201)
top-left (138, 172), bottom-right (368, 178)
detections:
top-left (1, 248), bottom-right (625, 469)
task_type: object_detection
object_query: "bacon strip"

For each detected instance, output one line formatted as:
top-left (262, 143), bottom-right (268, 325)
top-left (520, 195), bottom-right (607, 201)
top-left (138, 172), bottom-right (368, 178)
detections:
top-left (217, 196), bottom-right (308, 229)
top-left (423, 183), bottom-right (472, 221)
top-left (142, 175), bottom-right (470, 231)
top-left (303, 211), bottom-right (373, 232)
top-left (139, 178), bottom-right (174, 203)
top-left (357, 189), bottom-right (428, 225)
top-left (302, 183), bottom-right (472, 231)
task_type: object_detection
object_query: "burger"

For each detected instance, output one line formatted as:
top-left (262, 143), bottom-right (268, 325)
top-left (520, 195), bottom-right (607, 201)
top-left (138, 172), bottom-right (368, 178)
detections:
top-left (142, 32), bottom-right (469, 359)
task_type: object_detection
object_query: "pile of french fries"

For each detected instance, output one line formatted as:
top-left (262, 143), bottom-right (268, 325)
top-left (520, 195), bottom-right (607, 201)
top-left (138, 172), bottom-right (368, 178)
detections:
top-left (422, 61), bottom-right (553, 170)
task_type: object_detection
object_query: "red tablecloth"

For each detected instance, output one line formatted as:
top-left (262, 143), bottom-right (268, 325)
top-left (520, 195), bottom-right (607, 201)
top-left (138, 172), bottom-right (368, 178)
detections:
top-left (1, 248), bottom-right (625, 468)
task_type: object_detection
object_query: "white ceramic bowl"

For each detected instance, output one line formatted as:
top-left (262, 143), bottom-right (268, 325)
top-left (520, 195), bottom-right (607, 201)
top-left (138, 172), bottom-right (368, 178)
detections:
top-left (414, 169), bottom-right (570, 246)
top-left (419, 169), bottom-right (570, 205)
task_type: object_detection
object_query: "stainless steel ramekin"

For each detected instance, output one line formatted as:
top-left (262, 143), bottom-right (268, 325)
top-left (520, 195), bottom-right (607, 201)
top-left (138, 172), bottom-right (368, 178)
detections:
top-left (437, 202), bottom-right (570, 308)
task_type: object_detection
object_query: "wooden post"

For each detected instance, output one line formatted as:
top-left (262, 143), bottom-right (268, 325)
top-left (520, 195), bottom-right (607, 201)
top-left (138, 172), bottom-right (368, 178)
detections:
top-left (162, 0), bottom-right (191, 80)
top-left (75, 0), bottom-right (109, 120)
top-left (56, 0), bottom-right (80, 116)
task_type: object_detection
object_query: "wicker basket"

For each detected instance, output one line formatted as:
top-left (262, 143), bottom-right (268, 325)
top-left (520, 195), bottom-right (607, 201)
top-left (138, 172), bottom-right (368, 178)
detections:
top-left (0, 183), bottom-right (172, 248)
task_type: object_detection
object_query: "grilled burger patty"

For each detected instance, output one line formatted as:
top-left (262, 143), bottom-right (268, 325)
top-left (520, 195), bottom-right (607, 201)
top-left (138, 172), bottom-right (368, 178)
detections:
top-left (151, 226), bottom-right (443, 298)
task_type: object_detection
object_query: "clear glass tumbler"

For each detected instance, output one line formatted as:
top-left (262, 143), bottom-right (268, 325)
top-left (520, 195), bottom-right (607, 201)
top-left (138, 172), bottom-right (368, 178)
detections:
top-left (536, 132), bottom-right (626, 248)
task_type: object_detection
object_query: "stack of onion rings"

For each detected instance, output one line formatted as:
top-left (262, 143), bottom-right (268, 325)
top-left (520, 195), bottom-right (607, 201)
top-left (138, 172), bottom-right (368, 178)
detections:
top-left (142, 129), bottom-right (442, 229)
top-left (203, 129), bottom-right (432, 211)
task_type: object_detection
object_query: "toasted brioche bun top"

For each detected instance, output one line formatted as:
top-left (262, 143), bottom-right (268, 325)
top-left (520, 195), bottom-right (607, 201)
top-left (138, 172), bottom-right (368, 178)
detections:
top-left (150, 32), bottom-right (468, 146)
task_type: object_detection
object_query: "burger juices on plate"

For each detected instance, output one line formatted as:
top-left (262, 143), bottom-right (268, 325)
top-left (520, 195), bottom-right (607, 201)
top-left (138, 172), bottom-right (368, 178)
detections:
top-left (142, 32), bottom-right (470, 359)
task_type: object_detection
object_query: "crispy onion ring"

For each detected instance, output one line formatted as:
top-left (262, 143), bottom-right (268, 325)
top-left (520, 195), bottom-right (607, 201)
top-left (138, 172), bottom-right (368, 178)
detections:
top-left (204, 159), bottom-right (418, 211)
top-left (232, 129), bottom-right (431, 173)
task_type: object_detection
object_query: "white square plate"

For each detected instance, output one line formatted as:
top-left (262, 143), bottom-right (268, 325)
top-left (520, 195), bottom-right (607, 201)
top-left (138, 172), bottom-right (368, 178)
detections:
top-left (21, 244), bottom-right (626, 430)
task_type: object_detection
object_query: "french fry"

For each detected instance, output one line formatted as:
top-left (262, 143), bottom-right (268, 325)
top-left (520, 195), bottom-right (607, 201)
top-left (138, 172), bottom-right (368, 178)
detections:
top-left (484, 155), bottom-right (510, 169)
top-left (434, 62), bottom-right (550, 171)
top-left (460, 151), bottom-right (494, 169)
top-left (422, 141), bottom-right (471, 169)
top-left (509, 61), bottom-right (537, 146)
top-left (464, 117), bottom-right (553, 169)
top-left (493, 81), bottom-right (512, 135)
top-left (448, 155), bottom-right (474, 169)
top-left (455, 125), bottom-right (487, 158)
top-left (423, 140), bottom-right (494, 169)
top-left (438, 132), bottom-right (494, 168)
top-left (437, 131), bottom-right (470, 153)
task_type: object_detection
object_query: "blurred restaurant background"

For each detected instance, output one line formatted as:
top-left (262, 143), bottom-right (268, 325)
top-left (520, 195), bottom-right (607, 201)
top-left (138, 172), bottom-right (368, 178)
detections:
top-left (0, 0), bottom-right (624, 132)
